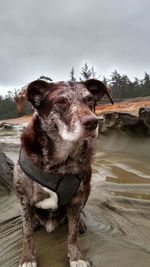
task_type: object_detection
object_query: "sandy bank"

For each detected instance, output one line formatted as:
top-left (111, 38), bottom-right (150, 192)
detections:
top-left (0, 97), bottom-right (150, 125)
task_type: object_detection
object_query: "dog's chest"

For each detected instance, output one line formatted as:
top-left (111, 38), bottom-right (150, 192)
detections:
top-left (34, 170), bottom-right (82, 209)
top-left (19, 148), bottom-right (83, 207)
top-left (34, 173), bottom-right (82, 208)
top-left (35, 187), bottom-right (58, 210)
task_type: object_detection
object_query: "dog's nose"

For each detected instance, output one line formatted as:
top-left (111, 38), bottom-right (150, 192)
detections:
top-left (82, 116), bottom-right (98, 131)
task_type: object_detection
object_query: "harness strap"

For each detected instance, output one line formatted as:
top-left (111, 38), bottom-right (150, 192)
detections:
top-left (19, 148), bottom-right (83, 206)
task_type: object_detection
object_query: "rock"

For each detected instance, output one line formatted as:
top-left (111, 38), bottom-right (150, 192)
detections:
top-left (139, 107), bottom-right (150, 127)
top-left (99, 112), bottom-right (139, 133)
top-left (0, 122), bottom-right (14, 130)
top-left (0, 152), bottom-right (14, 192)
top-left (99, 111), bottom-right (150, 137)
top-left (104, 112), bottom-right (139, 128)
top-left (0, 122), bottom-right (25, 132)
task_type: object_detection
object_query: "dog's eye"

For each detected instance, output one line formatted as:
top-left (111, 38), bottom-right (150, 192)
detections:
top-left (54, 98), bottom-right (69, 113)
top-left (55, 98), bottom-right (66, 105)
top-left (85, 95), bottom-right (94, 108)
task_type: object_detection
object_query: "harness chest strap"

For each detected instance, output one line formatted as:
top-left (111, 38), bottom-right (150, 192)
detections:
top-left (19, 148), bottom-right (83, 207)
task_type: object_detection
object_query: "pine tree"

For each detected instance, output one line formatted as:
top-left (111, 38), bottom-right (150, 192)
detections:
top-left (91, 66), bottom-right (96, 78)
top-left (80, 62), bottom-right (92, 80)
top-left (69, 67), bottom-right (76, 82)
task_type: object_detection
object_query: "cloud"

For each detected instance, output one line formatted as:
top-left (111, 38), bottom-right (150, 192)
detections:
top-left (0, 0), bottom-right (150, 94)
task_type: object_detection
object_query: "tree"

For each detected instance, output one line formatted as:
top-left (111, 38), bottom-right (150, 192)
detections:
top-left (91, 66), bottom-right (101, 79)
top-left (102, 76), bottom-right (108, 85)
top-left (142, 72), bottom-right (150, 96)
top-left (69, 67), bottom-right (76, 82)
top-left (80, 62), bottom-right (92, 80)
top-left (91, 66), bottom-right (96, 79)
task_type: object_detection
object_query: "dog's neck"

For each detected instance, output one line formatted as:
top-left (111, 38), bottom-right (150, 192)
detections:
top-left (21, 115), bottom-right (95, 173)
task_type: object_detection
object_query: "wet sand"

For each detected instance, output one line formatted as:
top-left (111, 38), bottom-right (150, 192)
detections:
top-left (0, 130), bottom-right (150, 267)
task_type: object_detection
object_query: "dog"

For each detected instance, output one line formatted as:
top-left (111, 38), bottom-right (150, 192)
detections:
top-left (13, 79), bottom-right (114, 267)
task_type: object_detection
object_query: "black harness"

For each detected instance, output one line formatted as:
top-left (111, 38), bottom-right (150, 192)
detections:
top-left (19, 148), bottom-right (83, 207)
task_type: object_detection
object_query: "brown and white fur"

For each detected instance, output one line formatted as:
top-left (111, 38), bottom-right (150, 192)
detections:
top-left (13, 79), bottom-right (114, 267)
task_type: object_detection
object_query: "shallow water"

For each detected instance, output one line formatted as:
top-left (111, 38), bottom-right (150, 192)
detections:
top-left (0, 130), bottom-right (150, 267)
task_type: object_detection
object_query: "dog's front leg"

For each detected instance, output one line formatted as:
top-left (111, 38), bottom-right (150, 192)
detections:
top-left (18, 195), bottom-right (37, 267)
top-left (67, 185), bottom-right (91, 267)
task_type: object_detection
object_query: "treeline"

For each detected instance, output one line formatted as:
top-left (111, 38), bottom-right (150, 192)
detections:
top-left (72, 63), bottom-right (150, 99)
top-left (0, 90), bottom-right (31, 120)
top-left (0, 64), bottom-right (150, 119)
top-left (108, 70), bottom-right (150, 99)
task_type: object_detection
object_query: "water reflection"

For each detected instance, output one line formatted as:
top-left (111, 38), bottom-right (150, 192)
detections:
top-left (0, 131), bottom-right (150, 267)
top-left (92, 132), bottom-right (150, 202)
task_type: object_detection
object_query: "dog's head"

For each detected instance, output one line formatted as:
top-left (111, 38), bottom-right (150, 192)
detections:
top-left (15, 79), bottom-right (114, 142)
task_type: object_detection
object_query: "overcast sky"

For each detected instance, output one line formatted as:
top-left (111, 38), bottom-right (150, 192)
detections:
top-left (0, 0), bottom-right (150, 95)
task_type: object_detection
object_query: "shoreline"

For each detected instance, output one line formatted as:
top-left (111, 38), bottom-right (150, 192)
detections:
top-left (0, 97), bottom-right (150, 125)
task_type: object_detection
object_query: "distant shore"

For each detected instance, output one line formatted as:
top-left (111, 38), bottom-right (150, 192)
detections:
top-left (0, 97), bottom-right (150, 125)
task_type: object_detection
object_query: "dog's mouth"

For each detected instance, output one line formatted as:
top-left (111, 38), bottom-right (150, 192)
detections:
top-left (82, 127), bottom-right (98, 139)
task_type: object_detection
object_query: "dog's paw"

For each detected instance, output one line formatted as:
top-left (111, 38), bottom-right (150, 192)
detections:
top-left (70, 259), bottom-right (91, 267)
top-left (18, 261), bottom-right (37, 267)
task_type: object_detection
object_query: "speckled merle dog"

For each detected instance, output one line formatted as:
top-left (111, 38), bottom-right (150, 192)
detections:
top-left (13, 79), bottom-right (114, 267)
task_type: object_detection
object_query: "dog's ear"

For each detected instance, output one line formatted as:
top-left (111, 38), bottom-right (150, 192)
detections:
top-left (14, 80), bottom-right (50, 111)
top-left (27, 80), bottom-right (50, 108)
top-left (14, 84), bottom-right (29, 111)
top-left (82, 79), bottom-right (114, 105)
